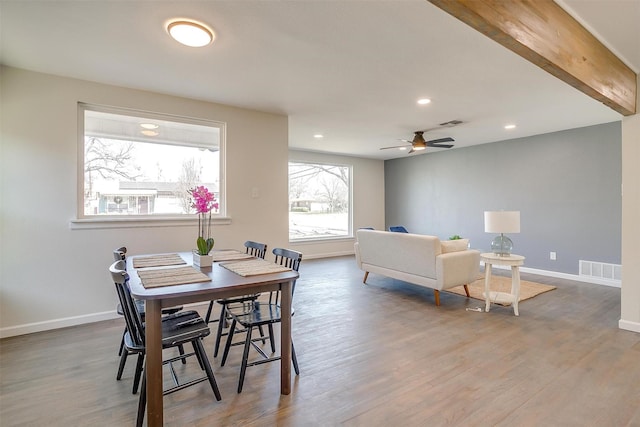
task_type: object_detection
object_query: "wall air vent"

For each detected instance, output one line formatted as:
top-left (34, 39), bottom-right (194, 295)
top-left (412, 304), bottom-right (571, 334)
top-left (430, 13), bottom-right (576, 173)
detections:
top-left (579, 260), bottom-right (621, 285)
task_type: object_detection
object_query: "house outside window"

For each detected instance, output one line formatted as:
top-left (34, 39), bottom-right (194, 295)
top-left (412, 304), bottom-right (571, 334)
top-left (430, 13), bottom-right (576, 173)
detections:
top-left (80, 104), bottom-right (224, 219)
top-left (289, 161), bottom-right (351, 241)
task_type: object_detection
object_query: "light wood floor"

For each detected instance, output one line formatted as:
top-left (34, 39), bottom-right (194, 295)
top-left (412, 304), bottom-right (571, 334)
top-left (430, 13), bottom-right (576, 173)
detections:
top-left (2, 256), bottom-right (639, 426)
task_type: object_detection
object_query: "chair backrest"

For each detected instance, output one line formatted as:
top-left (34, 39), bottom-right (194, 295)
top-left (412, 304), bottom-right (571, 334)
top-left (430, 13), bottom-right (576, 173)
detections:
top-left (113, 246), bottom-right (127, 261)
top-left (271, 248), bottom-right (303, 303)
top-left (244, 240), bottom-right (267, 259)
top-left (389, 225), bottom-right (408, 233)
top-left (109, 260), bottom-right (145, 347)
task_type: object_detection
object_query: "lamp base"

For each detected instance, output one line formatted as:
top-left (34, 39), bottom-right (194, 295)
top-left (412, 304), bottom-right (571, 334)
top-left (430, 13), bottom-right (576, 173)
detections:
top-left (491, 234), bottom-right (513, 256)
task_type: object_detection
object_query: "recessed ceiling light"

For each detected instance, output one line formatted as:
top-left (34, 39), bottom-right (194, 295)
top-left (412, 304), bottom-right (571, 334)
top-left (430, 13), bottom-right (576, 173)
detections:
top-left (140, 123), bottom-right (159, 130)
top-left (313, 134), bottom-right (324, 139)
top-left (417, 98), bottom-right (431, 105)
top-left (504, 124), bottom-right (516, 130)
top-left (167, 20), bottom-right (214, 47)
top-left (141, 130), bottom-right (159, 136)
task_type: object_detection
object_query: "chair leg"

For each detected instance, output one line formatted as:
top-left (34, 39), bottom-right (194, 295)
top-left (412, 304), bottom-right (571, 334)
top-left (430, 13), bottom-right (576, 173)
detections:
top-left (363, 271), bottom-right (369, 283)
top-left (136, 367), bottom-right (146, 427)
top-left (267, 324), bottom-right (276, 353)
top-left (132, 353), bottom-right (144, 394)
top-left (191, 341), bottom-right (206, 370)
top-left (213, 303), bottom-right (228, 357)
top-left (463, 284), bottom-right (470, 297)
top-left (434, 289), bottom-right (441, 306)
top-left (116, 349), bottom-right (128, 380)
top-left (204, 300), bottom-right (215, 323)
top-left (193, 338), bottom-right (222, 400)
top-left (178, 344), bottom-right (186, 365)
top-left (292, 341), bottom-right (300, 375)
top-left (238, 326), bottom-right (253, 393)
top-left (118, 328), bottom-right (126, 356)
top-left (221, 319), bottom-right (237, 366)
top-left (257, 325), bottom-right (267, 343)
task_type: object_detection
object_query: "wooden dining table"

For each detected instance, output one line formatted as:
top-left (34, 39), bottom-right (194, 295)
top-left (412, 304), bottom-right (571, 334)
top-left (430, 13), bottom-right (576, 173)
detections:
top-left (127, 251), bottom-right (299, 427)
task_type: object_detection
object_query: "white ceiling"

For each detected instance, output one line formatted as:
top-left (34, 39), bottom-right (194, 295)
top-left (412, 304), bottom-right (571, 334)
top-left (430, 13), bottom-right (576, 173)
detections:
top-left (1, 0), bottom-right (637, 160)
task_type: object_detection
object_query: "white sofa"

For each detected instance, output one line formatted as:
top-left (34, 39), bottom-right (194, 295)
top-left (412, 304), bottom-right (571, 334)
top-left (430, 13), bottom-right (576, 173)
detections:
top-left (354, 229), bottom-right (481, 306)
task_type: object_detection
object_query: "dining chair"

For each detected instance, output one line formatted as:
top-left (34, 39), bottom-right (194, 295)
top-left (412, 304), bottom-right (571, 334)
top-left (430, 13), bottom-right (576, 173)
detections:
top-left (389, 225), bottom-right (409, 233)
top-left (109, 260), bottom-right (221, 427)
top-left (204, 240), bottom-right (268, 357)
top-left (113, 247), bottom-right (183, 366)
top-left (220, 247), bottom-right (302, 393)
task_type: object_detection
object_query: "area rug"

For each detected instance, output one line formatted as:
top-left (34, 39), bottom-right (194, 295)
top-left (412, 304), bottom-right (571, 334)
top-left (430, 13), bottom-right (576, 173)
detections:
top-left (447, 276), bottom-right (556, 305)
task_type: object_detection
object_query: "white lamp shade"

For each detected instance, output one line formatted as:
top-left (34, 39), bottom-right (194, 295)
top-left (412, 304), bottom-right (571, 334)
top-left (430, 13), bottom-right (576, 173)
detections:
top-left (484, 211), bottom-right (520, 233)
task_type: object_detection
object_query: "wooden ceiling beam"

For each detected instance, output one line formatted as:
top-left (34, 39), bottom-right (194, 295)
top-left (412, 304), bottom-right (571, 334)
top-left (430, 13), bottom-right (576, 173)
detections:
top-left (428, 0), bottom-right (637, 116)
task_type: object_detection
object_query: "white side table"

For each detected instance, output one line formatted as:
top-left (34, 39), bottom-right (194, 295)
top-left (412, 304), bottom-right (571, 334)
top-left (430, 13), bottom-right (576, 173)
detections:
top-left (481, 253), bottom-right (525, 316)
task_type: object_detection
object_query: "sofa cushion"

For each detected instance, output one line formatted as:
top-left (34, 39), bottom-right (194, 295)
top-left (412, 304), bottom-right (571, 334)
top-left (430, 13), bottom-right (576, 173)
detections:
top-left (441, 239), bottom-right (469, 253)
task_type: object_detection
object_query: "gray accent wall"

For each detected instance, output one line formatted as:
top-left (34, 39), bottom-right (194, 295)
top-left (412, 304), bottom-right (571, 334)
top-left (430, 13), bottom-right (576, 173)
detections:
top-left (384, 122), bottom-right (621, 275)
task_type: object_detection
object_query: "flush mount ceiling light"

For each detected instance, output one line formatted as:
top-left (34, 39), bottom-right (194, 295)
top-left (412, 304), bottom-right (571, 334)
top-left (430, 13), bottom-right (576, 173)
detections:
top-left (417, 98), bottom-right (431, 105)
top-left (140, 123), bottom-right (159, 130)
top-left (167, 20), bottom-right (214, 47)
top-left (141, 130), bottom-right (159, 137)
top-left (504, 124), bottom-right (517, 130)
top-left (313, 134), bottom-right (324, 139)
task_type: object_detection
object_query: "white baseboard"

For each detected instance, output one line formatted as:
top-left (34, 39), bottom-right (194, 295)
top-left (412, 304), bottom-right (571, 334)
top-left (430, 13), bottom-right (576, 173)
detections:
top-left (489, 264), bottom-right (621, 288)
top-left (619, 319), bottom-right (640, 333)
top-left (0, 310), bottom-right (121, 339)
top-left (304, 250), bottom-right (355, 260)
top-left (0, 302), bottom-right (213, 339)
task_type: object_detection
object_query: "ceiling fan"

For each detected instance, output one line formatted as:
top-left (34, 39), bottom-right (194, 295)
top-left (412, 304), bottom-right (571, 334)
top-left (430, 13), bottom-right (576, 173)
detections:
top-left (380, 131), bottom-right (455, 154)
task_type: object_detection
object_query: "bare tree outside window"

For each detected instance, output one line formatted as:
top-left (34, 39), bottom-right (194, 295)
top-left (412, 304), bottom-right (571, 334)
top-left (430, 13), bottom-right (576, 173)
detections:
top-left (289, 162), bottom-right (351, 240)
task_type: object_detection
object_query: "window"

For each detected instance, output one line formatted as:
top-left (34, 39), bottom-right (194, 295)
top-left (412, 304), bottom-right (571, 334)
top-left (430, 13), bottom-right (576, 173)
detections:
top-left (80, 104), bottom-right (224, 219)
top-left (288, 161), bottom-right (351, 241)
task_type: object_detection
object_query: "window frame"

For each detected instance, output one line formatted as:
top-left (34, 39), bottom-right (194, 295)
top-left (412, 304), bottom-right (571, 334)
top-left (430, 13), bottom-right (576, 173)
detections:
top-left (74, 103), bottom-right (227, 228)
top-left (288, 160), bottom-right (353, 242)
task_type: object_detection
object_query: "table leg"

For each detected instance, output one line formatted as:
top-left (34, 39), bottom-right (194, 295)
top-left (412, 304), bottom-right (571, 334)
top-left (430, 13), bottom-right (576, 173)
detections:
top-left (484, 262), bottom-right (492, 312)
top-left (145, 300), bottom-right (163, 426)
top-left (512, 266), bottom-right (521, 316)
top-left (280, 280), bottom-right (292, 395)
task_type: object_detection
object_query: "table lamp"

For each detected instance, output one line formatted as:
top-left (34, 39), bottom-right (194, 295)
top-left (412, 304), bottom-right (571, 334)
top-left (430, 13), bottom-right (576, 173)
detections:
top-left (484, 211), bottom-right (520, 256)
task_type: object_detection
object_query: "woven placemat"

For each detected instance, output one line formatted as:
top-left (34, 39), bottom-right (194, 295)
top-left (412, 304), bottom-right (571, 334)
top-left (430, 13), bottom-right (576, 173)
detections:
top-left (211, 250), bottom-right (255, 262)
top-left (137, 266), bottom-right (211, 288)
top-left (220, 258), bottom-right (292, 277)
top-left (132, 253), bottom-right (186, 269)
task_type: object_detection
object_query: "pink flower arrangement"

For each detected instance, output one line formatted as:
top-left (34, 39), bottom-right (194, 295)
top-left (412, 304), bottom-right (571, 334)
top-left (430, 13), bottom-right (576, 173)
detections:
top-left (189, 186), bottom-right (218, 255)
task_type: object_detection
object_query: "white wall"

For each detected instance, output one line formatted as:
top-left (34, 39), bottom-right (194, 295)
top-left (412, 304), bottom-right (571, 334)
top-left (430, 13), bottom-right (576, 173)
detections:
top-left (288, 150), bottom-right (385, 258)
top-left (620, 73), bottom-right (640, 333)
top-left (0, 67), bottom-right (290, 337)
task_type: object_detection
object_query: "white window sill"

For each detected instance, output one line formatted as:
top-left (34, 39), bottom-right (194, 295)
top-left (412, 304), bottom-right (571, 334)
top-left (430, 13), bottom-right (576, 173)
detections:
top-left (69, 216), bottom-right (232, 230)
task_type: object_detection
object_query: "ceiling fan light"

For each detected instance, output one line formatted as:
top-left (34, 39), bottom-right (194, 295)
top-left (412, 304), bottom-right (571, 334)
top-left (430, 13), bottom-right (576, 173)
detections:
top-left (413, 145), bottom-right (426, 151)
top-left (167, 20), bottom-right (214, 47)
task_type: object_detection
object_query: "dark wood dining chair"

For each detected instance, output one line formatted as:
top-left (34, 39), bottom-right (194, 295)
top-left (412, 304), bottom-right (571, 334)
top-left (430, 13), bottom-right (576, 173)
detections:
top-left (220, 247), bottom-right (302, 393)
top-left (113, 247), bottom-right (182, 367)
top-left (109, 260), bottom-right (221, 427)
top-left (204, 240), bottom-right (268, 357)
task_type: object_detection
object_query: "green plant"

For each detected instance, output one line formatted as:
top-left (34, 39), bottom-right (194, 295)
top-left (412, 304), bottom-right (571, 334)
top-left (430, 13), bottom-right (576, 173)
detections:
top-left (449, 235), bottom-right (462, 240)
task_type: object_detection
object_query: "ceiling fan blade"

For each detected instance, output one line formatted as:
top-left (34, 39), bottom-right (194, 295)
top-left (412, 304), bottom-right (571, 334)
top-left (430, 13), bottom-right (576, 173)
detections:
top-left (380, 144), bottom-right (411, 150)
top-left (426, 137), bottom-right (454, 144)
top-left (427, 144), bottom-right (454, 148)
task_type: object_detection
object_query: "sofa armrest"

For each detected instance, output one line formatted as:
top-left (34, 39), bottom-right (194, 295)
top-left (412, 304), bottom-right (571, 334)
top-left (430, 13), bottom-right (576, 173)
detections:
top-left (435, 249), bottom-right (481, 290)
